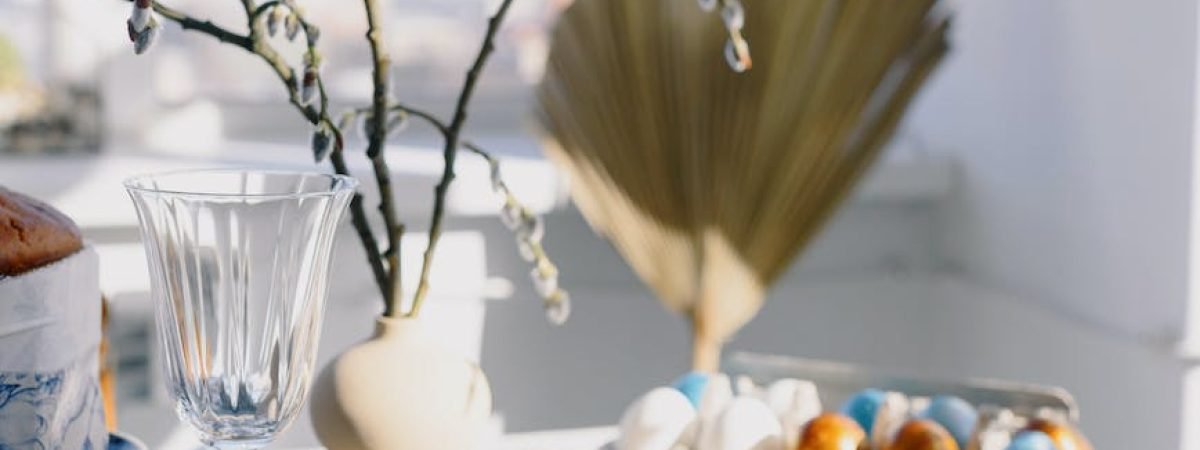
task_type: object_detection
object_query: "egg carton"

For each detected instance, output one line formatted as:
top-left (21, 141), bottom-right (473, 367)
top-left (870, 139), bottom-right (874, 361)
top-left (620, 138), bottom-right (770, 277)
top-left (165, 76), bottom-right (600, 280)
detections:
top-left (608, 353), bottom-right (1084, 450)
top-left (726, 352), bottom-right (1079, 423)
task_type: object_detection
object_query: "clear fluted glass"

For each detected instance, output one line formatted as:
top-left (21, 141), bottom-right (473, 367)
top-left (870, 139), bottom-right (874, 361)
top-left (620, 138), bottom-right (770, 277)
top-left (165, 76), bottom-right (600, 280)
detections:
top-left (125, 170), bottom-right (357, 449)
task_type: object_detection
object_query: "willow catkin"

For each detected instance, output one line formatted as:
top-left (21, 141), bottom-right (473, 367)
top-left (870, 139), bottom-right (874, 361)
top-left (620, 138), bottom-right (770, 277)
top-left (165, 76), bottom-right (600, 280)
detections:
top-left (537, 0), bottom-right (950, 371)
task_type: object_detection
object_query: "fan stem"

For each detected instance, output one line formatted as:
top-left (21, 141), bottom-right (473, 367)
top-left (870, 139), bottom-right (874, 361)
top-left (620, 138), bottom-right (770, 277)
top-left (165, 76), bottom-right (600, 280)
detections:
top-left (692, 327), bottom-right (722, 372)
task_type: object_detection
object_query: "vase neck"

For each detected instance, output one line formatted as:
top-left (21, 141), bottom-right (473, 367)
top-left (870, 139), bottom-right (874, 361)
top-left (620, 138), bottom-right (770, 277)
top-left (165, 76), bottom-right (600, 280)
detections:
top-left (373, 316), bottom-right (421, 339)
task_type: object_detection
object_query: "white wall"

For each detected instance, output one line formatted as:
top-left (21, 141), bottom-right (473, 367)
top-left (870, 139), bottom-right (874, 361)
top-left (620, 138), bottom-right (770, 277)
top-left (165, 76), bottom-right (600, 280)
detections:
top-left (909, 0), bottom-right (1197, 345)
top-left (904, 0), bottom-right (1199, 448)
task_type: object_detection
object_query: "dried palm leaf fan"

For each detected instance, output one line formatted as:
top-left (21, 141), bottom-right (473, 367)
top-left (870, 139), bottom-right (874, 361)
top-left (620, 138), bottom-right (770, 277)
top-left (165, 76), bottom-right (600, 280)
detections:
top-left (537, 0), bottom-right (950, 371)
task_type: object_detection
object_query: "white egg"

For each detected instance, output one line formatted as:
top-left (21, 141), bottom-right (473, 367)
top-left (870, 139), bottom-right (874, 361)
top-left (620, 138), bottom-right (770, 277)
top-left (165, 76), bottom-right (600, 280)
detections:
top-left (735, 375), bottom-right (763, 398)
top-left (698, 373), bottom-right (734, 420)
top-left (870, 391), bottom-right (911, 450)
top-left (765, 378), bottom-right (821, 417)
top-left (766, 379), bottom-right (821, 448)
top-left (696, 397), bottom-right (783, 450)
top-left (673, 374), bottom-right (734, 450)
top-left (751, 434), bottom-right (785, 450)
top-left (673, 419), bottom-right (700, 449)
top-left (618, 387), bottom-right (698, 450)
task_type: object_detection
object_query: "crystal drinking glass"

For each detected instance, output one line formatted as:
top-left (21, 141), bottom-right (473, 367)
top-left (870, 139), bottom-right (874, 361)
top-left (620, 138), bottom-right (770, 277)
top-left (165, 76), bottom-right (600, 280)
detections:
top-left (125, 170), bottom-right (357, 449)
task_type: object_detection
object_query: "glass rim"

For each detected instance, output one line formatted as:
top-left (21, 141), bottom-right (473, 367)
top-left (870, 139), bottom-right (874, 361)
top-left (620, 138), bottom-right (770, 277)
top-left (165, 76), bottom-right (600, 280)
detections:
top-left (123, 168), bottom-right (359, 200)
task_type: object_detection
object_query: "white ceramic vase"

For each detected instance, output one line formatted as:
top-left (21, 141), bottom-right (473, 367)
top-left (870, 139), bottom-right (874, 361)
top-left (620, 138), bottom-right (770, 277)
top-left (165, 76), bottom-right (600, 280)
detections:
top-left (310, 316), bottom-right (493, 450)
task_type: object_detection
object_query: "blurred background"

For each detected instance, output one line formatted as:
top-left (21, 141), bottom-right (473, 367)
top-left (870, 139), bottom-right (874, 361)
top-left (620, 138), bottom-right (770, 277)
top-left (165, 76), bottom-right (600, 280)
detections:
top-left (0, 0), bottom-right (1196, 449)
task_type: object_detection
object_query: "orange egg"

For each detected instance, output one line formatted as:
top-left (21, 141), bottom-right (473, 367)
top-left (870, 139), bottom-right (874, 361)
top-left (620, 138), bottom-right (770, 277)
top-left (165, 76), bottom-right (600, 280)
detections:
top-left (885, 419), bottom-right (960, 450)
top-left (797, 413), bottom-right (866, 450)
top-left (1025, 419), bottom-right (1093, 450)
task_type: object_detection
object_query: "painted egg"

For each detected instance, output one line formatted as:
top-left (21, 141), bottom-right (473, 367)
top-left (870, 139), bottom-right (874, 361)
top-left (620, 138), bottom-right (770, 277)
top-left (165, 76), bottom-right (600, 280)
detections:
top-left (696, 397), bottom-right (783, 450)
top-left (1024, 419), bottom-right (1093, 450)
top-left (673, 372), bottom-right (712, 409)
top-left (885, 419), bottom-right (959, 450)
top-left (797, 413), bottom-right (866, 450)
top-left (918, 395), bottom-right (978, 448)
top-left (1004, 431), bottom-right (1057, 450)
top-left (618, 387), bottom-right (697, 450)
top-left (840, 388), bottom-right (886, 434)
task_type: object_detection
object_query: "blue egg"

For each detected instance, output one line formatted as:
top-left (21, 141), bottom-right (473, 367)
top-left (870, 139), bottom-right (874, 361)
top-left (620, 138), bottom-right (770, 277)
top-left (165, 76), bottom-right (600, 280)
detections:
top-left (918, 395), bottom-right (978, 448)
top-left (839, 388), bottom-right (886, 434)
top-left (1006, 431), bottom-right (1057, 450)
top-left (671, 372), bottom-right (710, 409)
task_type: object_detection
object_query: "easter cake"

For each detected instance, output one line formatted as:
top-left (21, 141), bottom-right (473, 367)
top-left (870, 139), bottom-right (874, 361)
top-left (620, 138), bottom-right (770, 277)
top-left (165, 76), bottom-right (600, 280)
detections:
top-left (0, 186), bottom-right (84, 275)
top-left (0, 186), bottom-right (107, 448)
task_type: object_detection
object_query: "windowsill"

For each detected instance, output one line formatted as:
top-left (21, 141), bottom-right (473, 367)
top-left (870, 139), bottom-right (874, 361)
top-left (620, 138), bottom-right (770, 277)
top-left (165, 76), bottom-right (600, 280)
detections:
top-left (0, 138), bottom-right (952, 232)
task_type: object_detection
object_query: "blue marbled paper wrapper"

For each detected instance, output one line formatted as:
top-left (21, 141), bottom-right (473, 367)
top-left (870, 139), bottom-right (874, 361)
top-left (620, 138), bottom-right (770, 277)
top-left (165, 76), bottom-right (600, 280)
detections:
top-left (0, 247), bottom-right (107, 449)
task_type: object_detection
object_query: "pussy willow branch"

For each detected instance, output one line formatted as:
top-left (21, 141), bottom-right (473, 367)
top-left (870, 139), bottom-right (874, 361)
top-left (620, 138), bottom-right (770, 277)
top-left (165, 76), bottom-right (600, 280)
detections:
top-left (315, 58), bottom-right (391, 299)
top-left (143, 1), bottom-right (250, 47)
top-left (358, 102), bottom-right (490, 158)
top-left (131, 0), bottom-right (521, 317)
top-left (250, 0), bottom-right (281, 21)
top-left (131, 0), bottom-right (390, 297)
top-left (362, 0), bottom-right (405, 318)
top-left (248, 1), bottom-right (395, 299)
top-left (380, 102), bottom-right (480, 157)
top-left (387, 102), bottom-right (446, 134)
top-left (407, 0), bottom-right (517, 318)
top-left (379, 101), bottom-right (567, 315)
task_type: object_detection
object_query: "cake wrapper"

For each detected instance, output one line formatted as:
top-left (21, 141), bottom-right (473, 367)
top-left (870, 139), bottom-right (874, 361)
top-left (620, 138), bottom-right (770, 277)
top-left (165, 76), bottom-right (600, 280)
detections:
top-left (0, 246), bottom-right (107, 448)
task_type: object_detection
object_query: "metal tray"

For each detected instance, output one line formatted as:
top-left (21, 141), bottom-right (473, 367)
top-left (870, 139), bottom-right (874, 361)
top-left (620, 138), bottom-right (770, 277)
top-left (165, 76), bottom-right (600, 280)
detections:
top-left (727, 352), bottom-right (1079, 423)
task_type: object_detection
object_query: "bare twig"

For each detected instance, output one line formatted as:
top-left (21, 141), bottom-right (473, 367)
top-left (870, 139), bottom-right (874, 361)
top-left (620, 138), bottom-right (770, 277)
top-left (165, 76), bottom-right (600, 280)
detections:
top-left (363, 0), bottom-right (392, 159)
top-left (390, 102), bottom-right (448, 134)
top-left (362, 0), bottom-right (405, 317)
top-left (408, 0), bottom-right (517, 317)
top-left (324, 84), bottom-right (390, 298)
